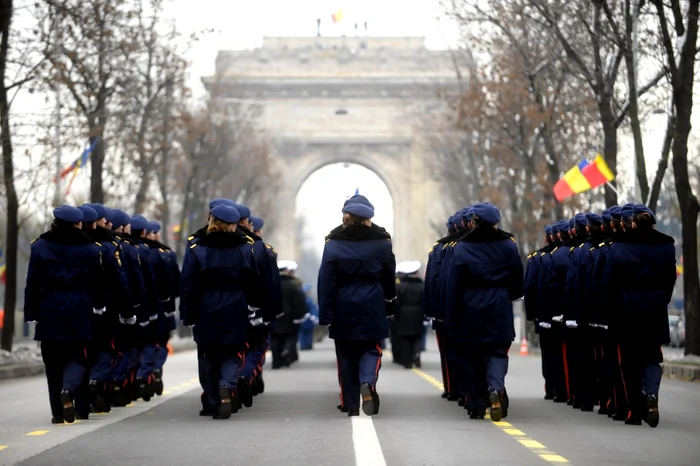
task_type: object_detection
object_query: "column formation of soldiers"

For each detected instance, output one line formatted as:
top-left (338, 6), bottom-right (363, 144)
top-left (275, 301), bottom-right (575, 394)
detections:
top-left (424, 202), bottom-right (524, 421)
top-left (524, 203), bottom-right (676, 428)
top-left (26, 198), bottom-right (299, 423)
top-left (25, 204), bottom-right (181, 423)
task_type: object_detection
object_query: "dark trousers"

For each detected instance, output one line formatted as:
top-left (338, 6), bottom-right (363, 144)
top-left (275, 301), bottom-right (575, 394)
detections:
top-left (299, 328), bottom-right (314, 350)
top-left (155, 331), bottom-right (170, 372)
top-left (241, 326), bottom-right (270, 380)
top-left (270, 333), bottom-right (298, 368)
top-left (392, 334), bottom-right (421, 368)
top-left (575, 339), bottom-right (598, 407)
top-left (335, 340), bottom-right (382, 410)
top-left (40, 341), bottom-right (88, 418)
top-left (137, 329), bottom-right (159, 379)
top-left (447, 336), bottom-right (466, 397)
top-left (599, 340), bottom-right (619, 412)
top-left (198, 345), bottom-right (211, 410)
top-left (548, 336), bottom-right (568, 400)
top-left (434, 325), bottom-right (451, 394)
top-left (456, 342), bottom-right (510, 414)
top-left (199, 344), bottom-right (245, 408)
top-left (539, 332), bottom-right (556, 397)
top-left (87, 337), bottom-right (114, 384)
top-left (618, 342), bottom-right (663, 421)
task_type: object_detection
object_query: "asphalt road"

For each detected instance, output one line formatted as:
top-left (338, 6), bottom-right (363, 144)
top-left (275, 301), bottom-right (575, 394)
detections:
top-left (1, 337), bottom-right (699, 466)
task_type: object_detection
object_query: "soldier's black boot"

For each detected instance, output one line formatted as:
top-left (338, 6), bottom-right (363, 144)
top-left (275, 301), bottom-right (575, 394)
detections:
top-left (89, 380), bottom-right (110, 413)
top-left (469, 411), bottom-right (485, 420)
top-left (347, 409), bottom-right (360, 417)
top-left (51, 416), bottom-right (65, 424)
top-left (257, 374), bottom-right (265, 394)
top-left (360, 383), bottom-right (379, 416)
top-left (213, 386), bottom-right (232, 420)
top-left (239, 376), bottom-right (253, 408)
top-left (457, 397), bottom-right (466, 407)
top-left (199, 392), bottom-right (215, 417)
top-left (488, 390), bottom-right (503, 422)
top-left (644, 394), bottom-right (659, 428)
top-left (153, 370), bottom-right (164, 396)
top-left (136, 377), bottom-right (151, 402)
top-left (502, 389), bottom-right (510, 419)
top-left (441, 391), bottom-right (449, 399)
top-left (60, 390), bottom-right (76, 424)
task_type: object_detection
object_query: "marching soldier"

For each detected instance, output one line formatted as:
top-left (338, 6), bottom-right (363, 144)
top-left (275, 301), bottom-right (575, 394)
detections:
top-left (393, 261), bottom-right (425, 369)
top-left (444, 202), bottom-right (523, 421)
top-left (318, 194), bottom-right (396, 417)
top-left (24, 206), bottom-right (106, 424)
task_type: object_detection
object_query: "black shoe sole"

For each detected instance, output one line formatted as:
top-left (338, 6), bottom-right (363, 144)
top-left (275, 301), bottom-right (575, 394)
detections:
top-left (489, 392), bottom-right (503, 422)
top-left (139, 383), bottom-right (151, 402)
top-left (217, 386), bottom-right (232, 420)
top-left (646, 397), bottom-right (659, 428)
top-left (154, 377), bottom-right (164, 397)
top-left (61, 392), bottom-right (76, 424)
top-left (360, 383), bottom-right (375, 416)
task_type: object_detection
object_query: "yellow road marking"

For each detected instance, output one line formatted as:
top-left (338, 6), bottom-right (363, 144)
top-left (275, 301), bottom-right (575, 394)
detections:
top-left (189, 377), bottom-right (198, 382)
top-left (0, 446), bottom-right (7, 451)
top-left (410, 367), bottom-right (570, 464)
top-left (162, 390), bottom-right (171, 395)
top-left (26, 431), bottom-right (49, 436)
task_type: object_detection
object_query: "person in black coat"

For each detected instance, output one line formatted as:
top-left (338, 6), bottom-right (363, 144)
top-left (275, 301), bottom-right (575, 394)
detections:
top-left (444, 202), bottom-right (523, 421)
top-left (271, 260), bottom-right (307, 368)
top-left (318, 194), bottom-right (397, 417)
top-left (24, 206), bottom-right (106, 424)
top-left (392, 261), bottom-right (425, 369)
top-left (180, 203), bottom-right (265, 419)
top-left (600, 204), bottom-right (676, 428)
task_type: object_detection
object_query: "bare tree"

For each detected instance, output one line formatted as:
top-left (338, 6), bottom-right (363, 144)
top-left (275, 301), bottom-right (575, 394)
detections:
top-left (650, 0), bottom-right (700, 355)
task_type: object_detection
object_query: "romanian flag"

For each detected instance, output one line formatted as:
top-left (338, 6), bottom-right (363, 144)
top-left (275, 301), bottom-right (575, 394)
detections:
top-left (553, 154), bottom-right (615, 202)
top-left (59, 138), bottom-right (98, 180)
top-left (332, 9), bottom-right (343, 23)
top-left (677, 256), bottom-right (684, 277)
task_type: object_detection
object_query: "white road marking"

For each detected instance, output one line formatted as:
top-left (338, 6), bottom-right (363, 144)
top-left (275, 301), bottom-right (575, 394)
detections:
top-left (351, 414), bottom-right (387, 466)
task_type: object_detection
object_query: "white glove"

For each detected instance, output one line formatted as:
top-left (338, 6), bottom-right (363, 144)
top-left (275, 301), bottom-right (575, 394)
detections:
top-left (149, 314), bottom-right (158, 321)
top-left (186, 324), bottom-right (195, 329)
top-left (119, 315), bottom-right (137, 325)
top-left (160, 297), bottom-right (171, 303)
top-left (139, 321), bottom-right (149, 327)
top-left (249, 317), bottom-right (264, 327)
top-left (538, 322), bottom-right (552, 329)
top-left (552, 315), bottom-right (564, 323)
top-left (293, 313), bottom-right (310, 324)
top-left (565, 320), bottom-right (578, 329)
top-left (93, 307), bottom-right (106, 315)
top-left (165, 311), bottom-right (176, 318)
top-left (26, 320), bottom-right (37, 324)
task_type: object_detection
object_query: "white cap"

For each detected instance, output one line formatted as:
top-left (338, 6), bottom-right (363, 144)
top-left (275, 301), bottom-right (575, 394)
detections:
top-left (396, 260), bottom-right (421, 275)
top-left (277, 260), bottom-right (298, 271)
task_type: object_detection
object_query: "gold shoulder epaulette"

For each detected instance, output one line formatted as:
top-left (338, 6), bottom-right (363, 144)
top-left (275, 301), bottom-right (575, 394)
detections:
top-left (590, 247), bottom-right (596, 251)
top-left (112, 241), bottom-right (119, 246)
top-left (265, 243), bottom-right (273, 249)
top-left (551, 247), bottom-right (558, 254)
top-left (190, 244), bottom-right (197, 249)
top-left (395, 277), bottom-right (401, 285)
top-left (578, 243), bottom-right (585, 248)
top-left (540, 252), bottom-right (546, 257)
top-left (95, 242), bottom-right (102, 247)
top-left (187, 235), bottom-right (195, 242)
top-left (510, 237), bottom-right (517, 243)
top-left (159, 248), bottom-right (165, 253)
top-left (527, 254), bottom-right (532, 259)
top-left (569, 246), bottom-right (575, 253)
top-left (31, 238), bottom-right (38, 244)
top-left (599, 242), bottom-right (606, 247)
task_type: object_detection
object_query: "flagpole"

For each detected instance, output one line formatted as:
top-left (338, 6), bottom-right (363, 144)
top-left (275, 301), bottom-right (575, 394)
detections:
top-left (605, 181), bottom-right (620, 196)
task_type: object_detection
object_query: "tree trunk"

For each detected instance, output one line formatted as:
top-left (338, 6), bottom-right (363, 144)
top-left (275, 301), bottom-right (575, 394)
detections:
top-left (89, 130), bottom-right (105, 204)
top-left (541, 126), bottom-right (564, 219)
top-left (647, 114), bottom-right (674, 212)
top-left (600, 102), bottom-right (619, 206)
top-left (0, 0), bottom-right (19, 351)
top-left (624, 0), bottom-right (650, 203)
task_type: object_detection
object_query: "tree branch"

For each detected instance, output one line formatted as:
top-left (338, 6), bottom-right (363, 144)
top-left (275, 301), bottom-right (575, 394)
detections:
top-left (614, 66), bottom-right (669, 127)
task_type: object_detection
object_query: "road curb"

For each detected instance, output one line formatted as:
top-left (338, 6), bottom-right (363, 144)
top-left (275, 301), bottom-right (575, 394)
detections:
top-left (0, 338), bottom-right (197, 381)
top-left (662, 362), bottom-right (700, 382)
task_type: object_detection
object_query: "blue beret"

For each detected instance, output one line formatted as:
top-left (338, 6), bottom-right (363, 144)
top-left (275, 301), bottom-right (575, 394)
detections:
top-left (53, 205), bottom-right (83, 223)
top-left (211, 204), bottom-right (241, 224)
top-left (147, 221), bottom-right (161, 233)
top-left (342, 194), bottom-right (375, 219)
top-left (557, 220), bottom-right (570, 233)
top-left (250, 216), bottom-right (264, 231)
top-left (550, 222), bottom-right (559, 234)
top-left (472, 202), bottom-right (501, 225)
top-left (574, 213), bottom-right (587, 229)
top-left (78, 205), bottom-right (98, 224)
top-left (209, 198), bottom-right (236, 210)
top-left (601, 208), bottom-right (612, 223)
top-left (545, 224), bottom-right (553, 236)
top-left (110, 209), bottom-right (126, 229)
top-left (85, 203), bottom-right (106, 220)
top-left (586, 212), bottom-right (603, 226)
top-left (621, 203), bottom-right (635, 222)
top-left (610, 206), bottom-right (622, 221)
top-left (460, 206), bottom-right (475, 223)
top-left (103, 207), bottom-right (115, 224)
top-left (130, 215), bottom-right (149, 231)
top-left (633, 204), bottom-right (657, 224)
top-left (446, 216), bottom-right (456, 231)
top-left (232, 203), bottom-right (251, 219)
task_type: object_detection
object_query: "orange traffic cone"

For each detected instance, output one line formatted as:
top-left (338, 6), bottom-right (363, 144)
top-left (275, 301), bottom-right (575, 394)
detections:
top-left (167, 343), bottom-right (174, 355)
top-left (519, 337), bottom-right (529, 356)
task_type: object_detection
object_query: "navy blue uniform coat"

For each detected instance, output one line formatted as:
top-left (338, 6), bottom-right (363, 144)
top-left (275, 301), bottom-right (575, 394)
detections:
top-left (318, 223), bottom-right (397, 341)
top-left (24, 225), bottom-right (106, 341)
top-left (180, 231), bottom-right (264, 346)
top-left (600, 228), bottom-right (676, 344)
top-left (444, 226), bottom-right (524, 343)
